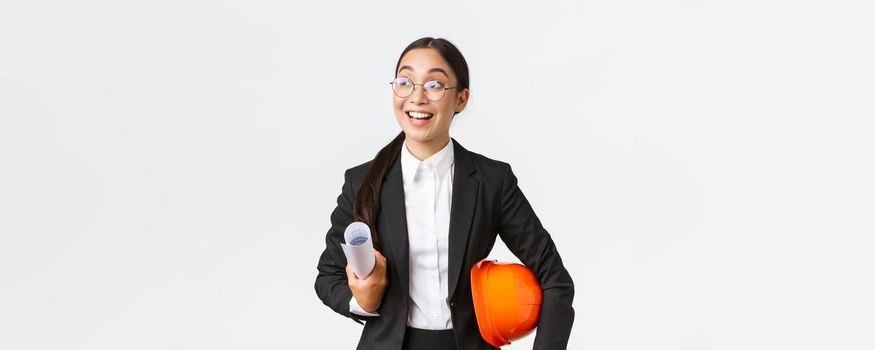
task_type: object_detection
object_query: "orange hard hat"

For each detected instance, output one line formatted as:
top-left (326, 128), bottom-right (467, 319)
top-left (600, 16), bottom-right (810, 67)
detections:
top-left (470, 259), bottom-right (542, 348)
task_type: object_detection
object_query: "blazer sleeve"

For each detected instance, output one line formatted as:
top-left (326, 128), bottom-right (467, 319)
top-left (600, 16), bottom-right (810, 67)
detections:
top-left (498, 163), bottom-right (575, 349)
top-left (314, 168), bottom-right (376, 325)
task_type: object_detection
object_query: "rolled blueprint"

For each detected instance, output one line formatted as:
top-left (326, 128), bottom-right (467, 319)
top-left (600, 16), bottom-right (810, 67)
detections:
top-left (340, 221), bottom-right (376, 279)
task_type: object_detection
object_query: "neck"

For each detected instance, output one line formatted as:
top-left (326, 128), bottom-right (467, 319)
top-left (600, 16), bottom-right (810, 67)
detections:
top-left (405, 135), bottom-right (450, 161)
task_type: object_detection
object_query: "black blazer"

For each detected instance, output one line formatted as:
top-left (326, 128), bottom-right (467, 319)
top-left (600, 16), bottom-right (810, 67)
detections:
top-left (315, 138), bottom-right (575, 350)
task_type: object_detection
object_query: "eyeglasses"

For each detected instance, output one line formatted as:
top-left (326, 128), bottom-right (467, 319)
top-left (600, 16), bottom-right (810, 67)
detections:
top-left (389, 77), bottom-right (457, 101)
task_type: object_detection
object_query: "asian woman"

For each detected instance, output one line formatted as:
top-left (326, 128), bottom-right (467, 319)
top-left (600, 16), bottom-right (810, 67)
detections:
top-left (315, 37), bottom-right (574, 350)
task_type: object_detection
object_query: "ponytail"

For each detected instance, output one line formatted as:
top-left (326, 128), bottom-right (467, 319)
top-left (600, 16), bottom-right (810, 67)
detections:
top-left (353, 131), bottom-right (405, 251)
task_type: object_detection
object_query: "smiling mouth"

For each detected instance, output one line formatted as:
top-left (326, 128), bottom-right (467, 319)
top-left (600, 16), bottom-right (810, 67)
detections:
top-left (406, 111), bottom-right (434, 120)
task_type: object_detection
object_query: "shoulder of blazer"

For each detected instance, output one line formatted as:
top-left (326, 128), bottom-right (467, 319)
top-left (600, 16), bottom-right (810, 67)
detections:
top-left (464, 146), bottom-right (511, 179)
top-left (338, 159), bottom-right (371, 200)
top-left (346, 159), bottom-right (373, 182)
top-left (452, 138), bottom-right (514, 188)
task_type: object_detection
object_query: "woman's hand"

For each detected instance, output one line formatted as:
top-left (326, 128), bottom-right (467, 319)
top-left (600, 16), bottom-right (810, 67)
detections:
top-left (346, 250), bottom-right (388, 313)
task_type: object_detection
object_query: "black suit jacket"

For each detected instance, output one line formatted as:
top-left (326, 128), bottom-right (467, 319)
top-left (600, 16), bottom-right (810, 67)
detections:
top-left (315, 138), bottom-right (575, 350)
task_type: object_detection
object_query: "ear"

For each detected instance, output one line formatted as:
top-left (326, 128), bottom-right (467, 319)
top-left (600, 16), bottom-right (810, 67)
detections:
top-left (455, 89), bottom-right (470, 113)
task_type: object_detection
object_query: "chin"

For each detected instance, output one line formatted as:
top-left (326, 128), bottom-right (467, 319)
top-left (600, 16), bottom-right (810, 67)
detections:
top-left (403, 131), bottom-right (427, 141)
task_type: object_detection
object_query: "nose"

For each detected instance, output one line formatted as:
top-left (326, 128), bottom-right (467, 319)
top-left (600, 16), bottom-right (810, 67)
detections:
top-left (409, 85), bottom-right (429, 104)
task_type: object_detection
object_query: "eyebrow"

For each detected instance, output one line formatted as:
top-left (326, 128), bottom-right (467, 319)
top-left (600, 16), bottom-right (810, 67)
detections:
top-left (397, 65), bottom-right (449, 78)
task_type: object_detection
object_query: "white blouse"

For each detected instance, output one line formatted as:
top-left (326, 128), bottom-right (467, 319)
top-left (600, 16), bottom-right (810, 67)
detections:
top-left (350, 138), bottom-right (455, 330)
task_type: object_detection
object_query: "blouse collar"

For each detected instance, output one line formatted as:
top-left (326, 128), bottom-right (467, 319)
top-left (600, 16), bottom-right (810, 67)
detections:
top-left (401, 138), bottom-right (455, 184)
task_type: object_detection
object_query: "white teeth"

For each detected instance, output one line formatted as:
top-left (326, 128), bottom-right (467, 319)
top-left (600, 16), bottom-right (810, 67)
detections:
top-left (408, 111), bottom-right (433, 119)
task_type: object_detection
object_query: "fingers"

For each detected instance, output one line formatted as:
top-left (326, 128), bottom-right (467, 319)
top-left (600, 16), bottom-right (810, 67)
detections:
top-left (348, 251), bottom-right (386, 285)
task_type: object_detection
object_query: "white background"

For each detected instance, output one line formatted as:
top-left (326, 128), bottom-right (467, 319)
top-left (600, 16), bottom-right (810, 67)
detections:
top-left (1, 1), bottom-right (873, 349)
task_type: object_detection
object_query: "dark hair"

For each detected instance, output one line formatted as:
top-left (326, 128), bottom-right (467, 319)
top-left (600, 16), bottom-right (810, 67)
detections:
top-left (352, 37), bottom-right (470, 250)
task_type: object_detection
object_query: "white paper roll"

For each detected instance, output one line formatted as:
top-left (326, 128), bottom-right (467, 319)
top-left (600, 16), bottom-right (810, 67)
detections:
top-left (340, 221), bottom-right (376, 279)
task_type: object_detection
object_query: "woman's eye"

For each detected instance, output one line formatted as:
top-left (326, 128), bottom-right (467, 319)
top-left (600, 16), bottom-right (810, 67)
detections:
top-left (396, 78), bottom-right (412, 86)
top-left (425, 80), bottom-right (443, 89)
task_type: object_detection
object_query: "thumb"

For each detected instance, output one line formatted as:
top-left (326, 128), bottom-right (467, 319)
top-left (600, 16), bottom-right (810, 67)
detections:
top-left (345, 263), bottom-right (358, 282)
top-left (372, 250), bottom-right (386, 272)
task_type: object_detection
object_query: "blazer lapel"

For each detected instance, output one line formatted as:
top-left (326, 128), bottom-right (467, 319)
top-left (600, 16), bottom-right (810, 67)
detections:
top-left (447, 138), bottom-right (479, 298)
top-left (380, 148), bottom-right (409, 299)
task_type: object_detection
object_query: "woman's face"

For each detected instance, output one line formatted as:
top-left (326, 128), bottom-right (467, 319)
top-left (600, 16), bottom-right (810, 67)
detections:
top-left (393, 48), bottom-right (469, 148)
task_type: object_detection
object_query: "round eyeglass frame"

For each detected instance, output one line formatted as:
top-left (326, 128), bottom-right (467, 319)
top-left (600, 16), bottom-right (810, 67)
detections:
top-left (389, 77), bottom-right (457, 101)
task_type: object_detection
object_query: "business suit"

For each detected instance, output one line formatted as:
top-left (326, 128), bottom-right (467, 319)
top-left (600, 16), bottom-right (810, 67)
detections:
top-left (315, 138), bottom-right (575, 350)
